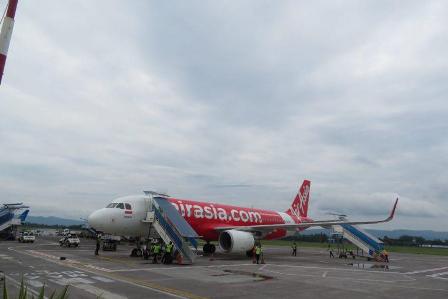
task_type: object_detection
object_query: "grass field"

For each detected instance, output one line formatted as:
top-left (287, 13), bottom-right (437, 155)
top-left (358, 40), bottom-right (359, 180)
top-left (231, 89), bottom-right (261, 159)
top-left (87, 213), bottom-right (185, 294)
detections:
top-left (261, 240), bottom-right (448, 256)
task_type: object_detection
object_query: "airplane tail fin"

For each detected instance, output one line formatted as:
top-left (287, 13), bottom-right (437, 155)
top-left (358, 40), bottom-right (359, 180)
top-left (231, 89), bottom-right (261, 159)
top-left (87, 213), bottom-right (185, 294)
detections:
top-left (286, 180), bottom-right (311, 218)
top-left (19, 209), bottom-right (29, 222)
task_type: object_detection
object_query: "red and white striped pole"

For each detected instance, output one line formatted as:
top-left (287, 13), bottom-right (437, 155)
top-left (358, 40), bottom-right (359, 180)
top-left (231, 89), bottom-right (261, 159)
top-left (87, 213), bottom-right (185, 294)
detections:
top-left (0, 0), bottom-right (18, 85)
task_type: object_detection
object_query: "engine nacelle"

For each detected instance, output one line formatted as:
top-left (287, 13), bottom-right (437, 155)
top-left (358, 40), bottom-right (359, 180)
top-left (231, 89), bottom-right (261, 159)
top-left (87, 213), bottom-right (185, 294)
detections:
top-left (218, 230), bottom-right (255, 253)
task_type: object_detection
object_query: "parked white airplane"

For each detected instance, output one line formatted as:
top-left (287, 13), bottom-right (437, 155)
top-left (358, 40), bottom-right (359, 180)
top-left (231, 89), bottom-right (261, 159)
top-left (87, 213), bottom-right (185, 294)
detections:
top-left (88, 181), bottom-right (398, 256)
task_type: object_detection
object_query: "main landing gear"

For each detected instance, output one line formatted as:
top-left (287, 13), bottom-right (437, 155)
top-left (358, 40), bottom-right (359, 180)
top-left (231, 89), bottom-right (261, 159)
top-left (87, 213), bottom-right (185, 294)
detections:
top-left (203, 242), bottom-right (216, 254)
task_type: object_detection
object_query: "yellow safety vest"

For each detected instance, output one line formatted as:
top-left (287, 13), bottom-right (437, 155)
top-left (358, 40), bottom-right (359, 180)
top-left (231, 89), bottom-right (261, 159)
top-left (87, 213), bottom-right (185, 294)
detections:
top-left (153, 245), bottom-right (160, 253)
top-left (255, 247), bottom-right (262, 255)
top-left (166, 244), bottom-right (173, 253)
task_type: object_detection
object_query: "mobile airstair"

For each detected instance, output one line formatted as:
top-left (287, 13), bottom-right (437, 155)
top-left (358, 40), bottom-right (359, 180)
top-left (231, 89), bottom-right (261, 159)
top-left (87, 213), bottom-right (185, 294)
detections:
top-left (0, 206), bottom-right (14, 232)
top-left (143, 192), bottom-right (199, 264)
top-left (332, 224), bottom-right (384, 257)
top-left (1, 204), bottom-right (28, 234)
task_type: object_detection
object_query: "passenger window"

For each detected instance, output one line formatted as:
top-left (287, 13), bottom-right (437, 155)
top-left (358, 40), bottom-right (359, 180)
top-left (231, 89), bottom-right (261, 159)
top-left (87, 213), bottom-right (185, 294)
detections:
top-left (116, 203), bottom-right (124, 209)
top-left (125, 203), bottom-right (132, 210)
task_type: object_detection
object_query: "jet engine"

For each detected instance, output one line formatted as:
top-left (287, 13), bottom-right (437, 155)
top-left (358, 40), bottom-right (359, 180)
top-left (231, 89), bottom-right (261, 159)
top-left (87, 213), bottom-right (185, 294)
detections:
top-left (218, 230), bottom-right (255, 253)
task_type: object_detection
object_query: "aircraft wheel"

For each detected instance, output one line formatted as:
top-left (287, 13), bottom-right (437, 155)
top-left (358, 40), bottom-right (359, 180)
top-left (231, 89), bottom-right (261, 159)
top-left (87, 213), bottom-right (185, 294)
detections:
top-left (131, 248), bottom-right (143, 257)
top-left (210, 244), bottom-right (216, 253)
top-left (203, 243), bottom-right (210, 254)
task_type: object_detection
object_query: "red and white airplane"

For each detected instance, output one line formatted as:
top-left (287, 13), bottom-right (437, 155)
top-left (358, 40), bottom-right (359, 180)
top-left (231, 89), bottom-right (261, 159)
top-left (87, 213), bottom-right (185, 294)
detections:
top-left (88, 180), bottom-right (398, 254)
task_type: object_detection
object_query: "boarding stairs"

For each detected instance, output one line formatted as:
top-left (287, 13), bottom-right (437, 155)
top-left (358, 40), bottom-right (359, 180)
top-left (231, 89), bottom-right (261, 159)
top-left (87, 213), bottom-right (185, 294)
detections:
top-left (332, 224), bottom-right (384, 257)
top-left (0, 207), bottom-right (15, 232)
top-left (143, 194), bottom-right (199, 264)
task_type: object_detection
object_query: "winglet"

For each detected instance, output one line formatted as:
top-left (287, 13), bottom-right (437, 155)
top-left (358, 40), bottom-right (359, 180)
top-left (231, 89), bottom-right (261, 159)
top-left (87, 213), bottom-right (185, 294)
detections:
top-left (386, 198), bottom-right (399, 221)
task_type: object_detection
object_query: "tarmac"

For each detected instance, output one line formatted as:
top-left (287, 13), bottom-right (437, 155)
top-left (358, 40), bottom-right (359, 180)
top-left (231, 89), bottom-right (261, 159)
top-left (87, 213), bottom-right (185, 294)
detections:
top-left (1, 237), bottom-right (448, 299)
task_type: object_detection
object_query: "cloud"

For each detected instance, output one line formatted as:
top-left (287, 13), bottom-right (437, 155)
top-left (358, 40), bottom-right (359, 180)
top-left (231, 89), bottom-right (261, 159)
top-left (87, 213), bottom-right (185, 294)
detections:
top-left (0, 0), bottom-right (447, 230)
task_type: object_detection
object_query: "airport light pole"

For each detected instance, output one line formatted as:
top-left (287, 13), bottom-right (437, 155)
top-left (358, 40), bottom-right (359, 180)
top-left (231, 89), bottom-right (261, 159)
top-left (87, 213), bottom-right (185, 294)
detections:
top-left (0, 0), bottom-right (18, 85)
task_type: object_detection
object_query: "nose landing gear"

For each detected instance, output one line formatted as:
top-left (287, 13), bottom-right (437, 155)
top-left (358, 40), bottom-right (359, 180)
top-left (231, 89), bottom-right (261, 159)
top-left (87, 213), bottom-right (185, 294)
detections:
top-left (130, 237), bottom-right (143, 257)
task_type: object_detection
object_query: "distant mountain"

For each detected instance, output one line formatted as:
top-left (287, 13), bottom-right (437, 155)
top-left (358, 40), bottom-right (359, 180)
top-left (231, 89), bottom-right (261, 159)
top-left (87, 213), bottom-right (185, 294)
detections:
top-left (25, 216), bottom-right (84, 226)
top-left (302, 228), bottom-right (448, 240)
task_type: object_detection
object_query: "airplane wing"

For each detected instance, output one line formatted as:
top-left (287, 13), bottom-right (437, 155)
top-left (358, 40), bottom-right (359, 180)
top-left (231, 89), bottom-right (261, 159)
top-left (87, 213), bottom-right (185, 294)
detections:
top-left (214, 198), bottom-right (398, 234)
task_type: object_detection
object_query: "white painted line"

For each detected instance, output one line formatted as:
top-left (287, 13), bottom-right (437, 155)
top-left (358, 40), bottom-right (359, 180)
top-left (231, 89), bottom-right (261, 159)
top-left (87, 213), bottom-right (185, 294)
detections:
top-left (75, 283), bottom-right (128, 299)
top-left (266, 263), bottom-right (405, 275)
top-left (27, 279), bottom-right (44, 288)
top-left (427, 271), bottom-right (448, 280)
top-left (109, 263), bottom-right (259, 272)
top-left (405, 267), bottom-right (448, 275)
top-left (8, 247), bottom-right (190, 299)
top-left (322, 271), bottom-right (328, 278)
top-left (258, 264), bottom-right (268, 271)
top-left (91, 276), bottom-right (115, 283)
top-left (5, 275), bottom-right (49, 299)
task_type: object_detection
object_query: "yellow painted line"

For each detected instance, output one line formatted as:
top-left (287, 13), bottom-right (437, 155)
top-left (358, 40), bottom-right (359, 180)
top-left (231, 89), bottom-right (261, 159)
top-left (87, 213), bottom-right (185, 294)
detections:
top-left (97, 255), bottom-right (143, 266)
top-left (104, 272), bottom-right (208, 299)
top-left (8, 247), bottom-right (208, 299)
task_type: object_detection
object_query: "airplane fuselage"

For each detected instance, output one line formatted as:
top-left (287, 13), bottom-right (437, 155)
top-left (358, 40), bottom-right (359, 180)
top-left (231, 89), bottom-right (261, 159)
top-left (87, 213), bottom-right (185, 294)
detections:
top-left (88, 195), bottom-right (312, 241)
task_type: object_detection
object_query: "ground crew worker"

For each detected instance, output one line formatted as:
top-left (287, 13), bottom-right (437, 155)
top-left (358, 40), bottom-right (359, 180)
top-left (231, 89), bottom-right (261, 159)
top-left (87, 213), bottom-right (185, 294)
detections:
top-left (255, 244), bottom-right (262, 264)
top-left (143, 244), bottom-right (149, 260)
top-left (95, 234), bottom-right (101, 256)
top-left (152, 242), bottom-right (161, 264)
top-left (329, 249), bottom-right (334, 258)
top-left (162, 241), bottom-right (174, 264)
top-left (292, 241), bottom-right (297, 256)
top-left (383, 250), bottom-right (389, 263)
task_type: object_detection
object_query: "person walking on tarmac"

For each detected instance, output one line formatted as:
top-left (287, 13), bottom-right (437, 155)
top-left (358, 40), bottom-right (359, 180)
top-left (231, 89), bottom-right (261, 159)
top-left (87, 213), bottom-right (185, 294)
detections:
top-left (383, 249), bottom-right (389, 263)
top-left (255, 244), bottom-right (263, 264)
top-left (162, 241), bottom-right (174, 264)
top-left (95, 234), bottom-right (101, 256)
top-left (152, 241), bottom-right (161, 264)
top-left (292, 241), bottom-right (297, 256)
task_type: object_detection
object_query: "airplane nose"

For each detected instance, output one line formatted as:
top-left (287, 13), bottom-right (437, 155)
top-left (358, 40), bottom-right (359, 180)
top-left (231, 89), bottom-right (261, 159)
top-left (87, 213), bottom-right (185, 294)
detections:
top-left (87, 209), bottom-right (102, 230)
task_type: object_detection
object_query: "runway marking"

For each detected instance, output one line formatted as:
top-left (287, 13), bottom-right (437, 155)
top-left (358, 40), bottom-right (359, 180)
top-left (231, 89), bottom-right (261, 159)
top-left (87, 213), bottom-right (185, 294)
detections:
top-left (258, 264), bottom-right (268, 271)
top-left (257, 264), bottom-right (415, 283)
top-left (427, 271), bottom-right (448, 280)
top-left (404, 266), bottom-right (448, 275)
top-left (8, 247), bottom-right (207, 299)
top-left (109, 263), bottom-right (259, 272)
top-left (51, 277), bottom-right (95, 286)
top-left (91, 276), bottom-right (115, 283)
top-left (75, 283), bottom-right (128, 299)
top-left (27, 279), bottom-right (44, 288)
top-left (258, 263), bottom-right (405, 275)
top-left (5, 275), bottom-right (49, 299)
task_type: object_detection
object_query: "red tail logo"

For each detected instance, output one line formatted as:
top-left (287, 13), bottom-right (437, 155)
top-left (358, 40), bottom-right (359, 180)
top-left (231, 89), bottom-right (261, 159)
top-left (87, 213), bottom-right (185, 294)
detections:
top-left (287, 180), bottom-right (311, 218)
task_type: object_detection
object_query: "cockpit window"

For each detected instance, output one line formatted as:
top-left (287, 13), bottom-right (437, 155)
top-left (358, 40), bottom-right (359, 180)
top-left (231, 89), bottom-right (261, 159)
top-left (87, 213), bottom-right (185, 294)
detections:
top-left (106, 203), bottom-right (118, 208)
top-left (125, 203), bottom-right (132, 210)
top-left (116, 203), bottom-right (124, 209)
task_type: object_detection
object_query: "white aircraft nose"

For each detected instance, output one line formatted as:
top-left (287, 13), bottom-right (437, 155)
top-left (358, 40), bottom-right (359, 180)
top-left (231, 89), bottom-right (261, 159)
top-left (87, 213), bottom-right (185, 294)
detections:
top-left (87, 209), bottom-right (104, 231)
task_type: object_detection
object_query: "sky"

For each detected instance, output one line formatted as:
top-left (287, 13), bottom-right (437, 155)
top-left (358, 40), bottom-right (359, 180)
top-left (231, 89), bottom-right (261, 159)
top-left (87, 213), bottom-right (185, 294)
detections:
top-left (0, 0), bottom-right (447, 230)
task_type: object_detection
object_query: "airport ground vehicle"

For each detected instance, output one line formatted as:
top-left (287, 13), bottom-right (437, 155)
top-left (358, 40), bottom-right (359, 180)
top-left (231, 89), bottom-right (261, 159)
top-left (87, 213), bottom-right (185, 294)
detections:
top-left (59, 234), bottom-right (80, 247)
top-left (17, 231), bottom-right (35, 243)
top-left (102, 234), bottom-right (120, 251)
